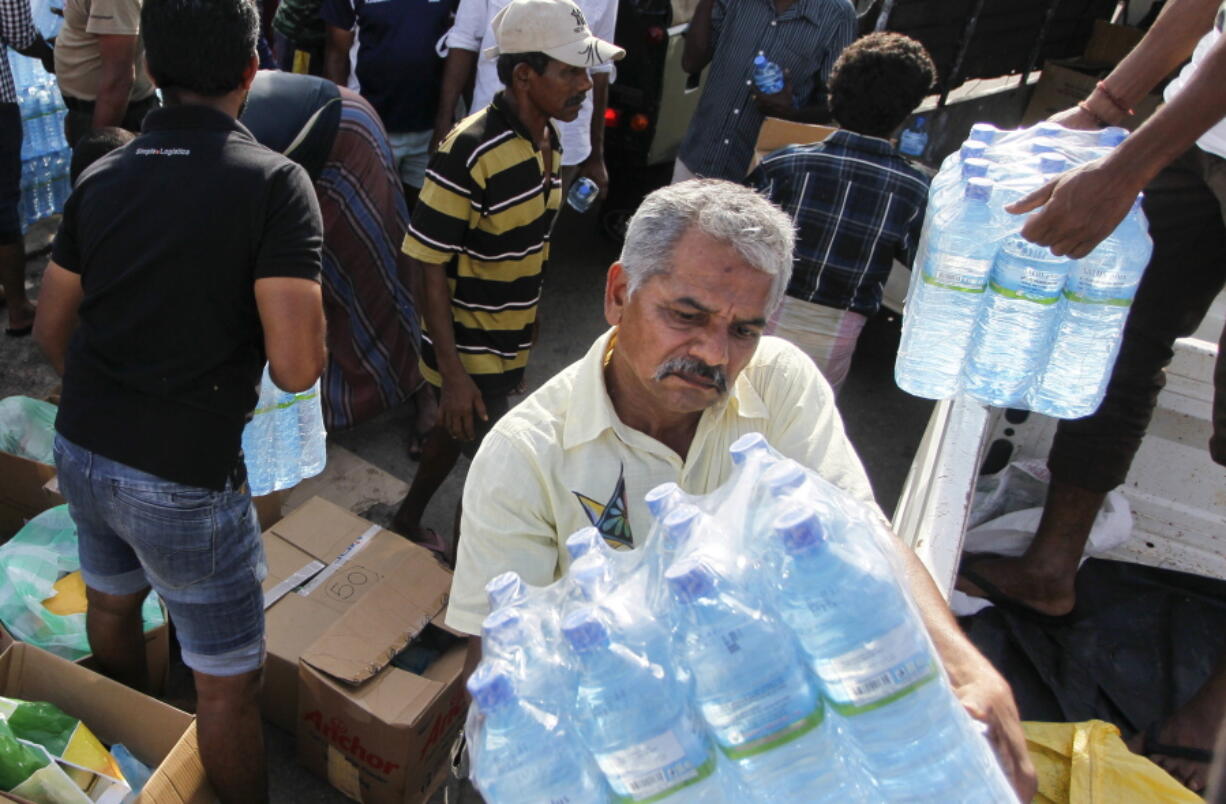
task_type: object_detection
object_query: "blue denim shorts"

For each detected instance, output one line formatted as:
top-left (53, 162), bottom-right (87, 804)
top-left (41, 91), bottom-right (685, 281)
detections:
top-left (53, 435), bottom-right (267, 676)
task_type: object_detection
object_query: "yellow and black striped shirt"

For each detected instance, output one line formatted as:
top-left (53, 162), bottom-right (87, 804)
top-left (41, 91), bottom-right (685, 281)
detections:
top-left (403, 92), bottom-right (562, 395)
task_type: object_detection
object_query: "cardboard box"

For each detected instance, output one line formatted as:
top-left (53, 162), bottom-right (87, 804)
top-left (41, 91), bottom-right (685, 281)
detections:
top-left (1023, 21), bottom-right (1162, 130)
top-left (749, 118), bottom-right (837, 174)
top-left (0, 451), bottom-right (62, 540)
top-left (256, 496), bottom-right (464, 803)
top-left (0, 641), bottom-right (211, 803)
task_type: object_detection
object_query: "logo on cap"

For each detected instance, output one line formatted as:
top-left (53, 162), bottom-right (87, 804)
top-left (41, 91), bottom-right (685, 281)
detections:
top-left (571, 7), bottom-right (586, 30)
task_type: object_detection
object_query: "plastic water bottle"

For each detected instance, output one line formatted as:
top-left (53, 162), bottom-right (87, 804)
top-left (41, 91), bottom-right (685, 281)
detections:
top-left (1029, 197), bottom-right (1153, 417)
top-left (932, 156), bottom-right (991, 209)
top-left (481, 605), bottom-right (573, 711)
top-left (751, 52), bottom-right (784, 95)
top-left (467, 663), bottom-right (612, 804)
top-left (896, 177), bottom-right (1000, 399)
top-left (294, 383), bottom-right (327, 480)
top-left (899, 115), bottom-right (929, 158)
top-left (769, 504), bottom-right (1015, 802)
top-left (562, 606), bottom-right (723, 802)
top-left (963, 165), bottom-right (1073, 407)
top-left (665, 557), bottom-right (871, 802)
top-left (241, 370), bottom-right (278, 494)
top-left (567, 177), bottom-right (599, 213)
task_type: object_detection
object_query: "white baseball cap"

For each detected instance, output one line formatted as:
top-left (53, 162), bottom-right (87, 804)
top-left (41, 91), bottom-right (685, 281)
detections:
top-left (484, 0), bottom-right (626, 68)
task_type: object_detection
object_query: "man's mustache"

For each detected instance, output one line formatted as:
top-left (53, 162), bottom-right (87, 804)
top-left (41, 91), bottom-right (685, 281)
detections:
top-left (566, 93), bottom-right (586, 107)
top-left (654, 356), bottom-right (728, 393)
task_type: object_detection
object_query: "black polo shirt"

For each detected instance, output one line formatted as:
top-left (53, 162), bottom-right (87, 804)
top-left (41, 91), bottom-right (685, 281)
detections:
top-left (51, 104), bottom-right (323, 490)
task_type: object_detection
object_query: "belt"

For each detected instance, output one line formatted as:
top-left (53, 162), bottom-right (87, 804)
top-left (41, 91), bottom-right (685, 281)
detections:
top-left (61, 93), bottom-right (158, 113)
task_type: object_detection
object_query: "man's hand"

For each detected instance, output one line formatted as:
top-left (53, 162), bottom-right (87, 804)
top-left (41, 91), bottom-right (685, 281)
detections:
top-left (753, 70), bottom-right (794, 118)
top-left (578, 153), bottom-right (609, 200)
top-left (1005, 158), bottom-right (1142, 258)
top-left (946, 651), bottom-right (1038, 800)
top-left (430, 116), bottom-right (453, 156)
top-left (440, 372), bottom-right (487, 442)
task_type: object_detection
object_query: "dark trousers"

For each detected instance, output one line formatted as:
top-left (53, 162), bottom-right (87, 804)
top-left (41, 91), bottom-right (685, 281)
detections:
top-left (1048, 146), bottom-right (1226, 492)
top-left (62, 93), bottom-right (160, 149)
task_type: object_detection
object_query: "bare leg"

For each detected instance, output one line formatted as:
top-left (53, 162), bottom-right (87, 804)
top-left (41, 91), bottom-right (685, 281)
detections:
top-left (194, 667), bottom-right (267, 804)
top-left (0, 241), bottom-right (33, 332)
top-left (391, 425), bottom-right (462, 541)
top-left (1128, 650), bottom-right (1226, 794)
top-left (954, 481), bottom-right (1104, 617)
top-left (84, 586), bottom-right (150, 692)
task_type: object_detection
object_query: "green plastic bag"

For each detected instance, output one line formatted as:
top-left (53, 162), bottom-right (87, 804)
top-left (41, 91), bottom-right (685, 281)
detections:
top-left (0, 506), bottom-right (165, 660)
top-left (0, 396), bottom-right (57, 465)
top-left (0, 718), bottom-right (47, 791)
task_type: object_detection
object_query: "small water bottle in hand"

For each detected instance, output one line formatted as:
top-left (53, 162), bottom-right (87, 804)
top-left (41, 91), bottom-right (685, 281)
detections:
top-left (752, 52), bottom-right (785, 95)
top-left (567, 176), bottom-right (599, 213)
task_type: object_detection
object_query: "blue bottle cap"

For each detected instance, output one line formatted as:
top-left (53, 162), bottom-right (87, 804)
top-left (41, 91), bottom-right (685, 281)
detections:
top-left (1030, 137), bottom-right (1058, 154)
top-left (569, 552), bottom-right (610, 599)
top-left (964, 177), bottom-right (993, 202)
top-left (753, 53), bottom-right (767, 67)
top-left (961, 157), bottom-right (991, 179)
top-left (482, 606), bottom-right (524, 641)
top-left (960, 141), bottom-right (987, 160)
top-left (644, 482), bottom-right (682, 518)
top-left (665, 558), bottom-right (718, 603)
top-left (1035, 121), bottom-right (1064, 139)
top-left (562, 607), bottom-right (610, 652)
top-left (661, 503), bottom-right (701, 549)
top-left (566, 527), bottom-right (602, 560)
top-left (485, 571), bottom-right (527, 610)
top-left (1099, 126), bottom-right (1127, 147)
top-left (729, 431), bottom-right (770, 464)
top-left (914, 115), bottom-right (926, 126)
top-left (763, 459), bottom-right (806, 496)
top-left (1039, 154), bottom-right (1069, 175)
top-left (467, 663), bottom-right (515, 711)
top-left (970, 123), bottom-right (999, 144)
top-left (773, 504), bottom-right (828, 554)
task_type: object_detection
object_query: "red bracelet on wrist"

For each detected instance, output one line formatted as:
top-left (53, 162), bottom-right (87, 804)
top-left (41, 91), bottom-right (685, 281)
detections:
top-left (1076, 100), bottom-right (1109, 127)
top-left (1094, 81), bottom-right (1135, 117)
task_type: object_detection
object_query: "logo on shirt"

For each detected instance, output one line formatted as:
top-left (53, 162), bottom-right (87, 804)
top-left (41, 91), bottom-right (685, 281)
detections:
top-left (134, 147), bottom-right (191, 157)
top-left (573, 465), bottom-right (633, 547)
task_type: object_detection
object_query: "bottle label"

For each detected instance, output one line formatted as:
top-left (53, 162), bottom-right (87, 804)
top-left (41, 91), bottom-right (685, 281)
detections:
top-left (921, 253), bottom-right (991, 292)
top-left (1064, 265), bottom-right (1136, 306)
top-left (699, 669), bottom-right (823, 760)
top-left (815, 623), bottom-right (938, 713)
top-left (595, 719), bottom-right (716, 803)
top-left (989, 255), bottom-right (1066, 304)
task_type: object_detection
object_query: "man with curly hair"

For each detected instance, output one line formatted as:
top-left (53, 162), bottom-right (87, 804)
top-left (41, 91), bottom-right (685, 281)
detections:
top-left (749, 32), bottom-right (935, 392)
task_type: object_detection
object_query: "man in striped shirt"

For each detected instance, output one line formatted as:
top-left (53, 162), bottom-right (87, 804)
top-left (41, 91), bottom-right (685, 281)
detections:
top-left (390, 0), bottom-right (623, 553)
top-left (749, 33), bottom-right (935, 392)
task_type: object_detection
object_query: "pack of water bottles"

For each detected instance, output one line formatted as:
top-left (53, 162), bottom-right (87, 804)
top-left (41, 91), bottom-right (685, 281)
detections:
top-left (464, 433), bottom-right (1017, 803)
top-left (7, 49), bottom-right (71, 231)
top-left (240, 364), bottom-right (327, 496)
top-left (896, 121), bottom-right (1154, 418)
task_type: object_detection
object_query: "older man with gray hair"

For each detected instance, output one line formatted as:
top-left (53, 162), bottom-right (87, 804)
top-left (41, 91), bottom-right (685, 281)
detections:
top-left (446, 178), bottom-right (1036, 798)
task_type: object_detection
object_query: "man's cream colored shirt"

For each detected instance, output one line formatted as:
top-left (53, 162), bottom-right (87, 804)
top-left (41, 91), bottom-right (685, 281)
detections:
top-left (446, 329), bottom-right (881, 635)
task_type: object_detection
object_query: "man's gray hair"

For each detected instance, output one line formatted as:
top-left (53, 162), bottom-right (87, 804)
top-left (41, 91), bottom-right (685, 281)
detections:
top-left (618, 179), bottom-right (795, 312)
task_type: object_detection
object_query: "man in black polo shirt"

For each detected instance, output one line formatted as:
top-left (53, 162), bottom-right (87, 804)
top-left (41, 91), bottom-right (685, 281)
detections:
top-left (33, 1), bottom-right (324, 801)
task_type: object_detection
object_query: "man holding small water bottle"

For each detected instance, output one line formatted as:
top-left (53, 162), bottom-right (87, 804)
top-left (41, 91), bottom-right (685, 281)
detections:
top-left (389, 0), bottom-right (624, 555)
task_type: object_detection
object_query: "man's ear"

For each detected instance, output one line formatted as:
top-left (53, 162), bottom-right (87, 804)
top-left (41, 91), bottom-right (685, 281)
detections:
top-left (511, 61), bottom-right (536, 87)
top-left (605, 262), bottom-right (628, 326)
top-left (240, 51), bottom-right (259, 92)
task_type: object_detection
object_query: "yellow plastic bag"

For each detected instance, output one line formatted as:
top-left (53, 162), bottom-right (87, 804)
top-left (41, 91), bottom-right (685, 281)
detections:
top-left (41, 572), bottom-right (86, 617)
top-left (1025, 720), bottom-right (1202, 803)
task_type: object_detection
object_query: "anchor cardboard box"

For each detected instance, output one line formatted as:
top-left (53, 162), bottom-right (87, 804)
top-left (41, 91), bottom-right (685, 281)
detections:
top-left (259, 496), bottom-right (467, 803)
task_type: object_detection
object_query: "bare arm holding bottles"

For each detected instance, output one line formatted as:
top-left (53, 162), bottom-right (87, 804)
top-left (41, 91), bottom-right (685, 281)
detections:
top-left (1008, 0), bottom-right (1226, 257)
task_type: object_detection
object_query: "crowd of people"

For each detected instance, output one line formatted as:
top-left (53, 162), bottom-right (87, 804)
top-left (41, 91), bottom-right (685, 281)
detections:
top-left (0, 0), bottom-right (1224, 799)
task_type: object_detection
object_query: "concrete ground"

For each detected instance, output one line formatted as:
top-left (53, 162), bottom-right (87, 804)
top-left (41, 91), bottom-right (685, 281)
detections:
top-left (0, 203), bottom-right (933, 802)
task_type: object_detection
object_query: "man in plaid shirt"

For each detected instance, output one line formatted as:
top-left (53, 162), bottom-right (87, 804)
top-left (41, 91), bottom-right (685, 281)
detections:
top-left (0, 0), bottom-right (52, 336)
top-left (749, 33), bottom-right (935, 392)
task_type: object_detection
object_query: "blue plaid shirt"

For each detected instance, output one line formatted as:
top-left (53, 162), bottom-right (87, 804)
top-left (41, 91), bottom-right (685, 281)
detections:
top-left (750, 130), bottom-right (930, 316)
